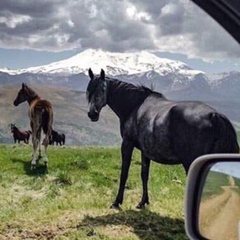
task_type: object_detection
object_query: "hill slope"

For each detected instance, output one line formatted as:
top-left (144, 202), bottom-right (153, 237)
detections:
top-left (1, 84), bottom-right (121, 145)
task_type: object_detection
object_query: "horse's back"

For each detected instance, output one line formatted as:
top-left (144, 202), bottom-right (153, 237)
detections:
top-left (29, 99), bottom-right (53, 134)
top-left (33, 99), bottom-right (53, 113)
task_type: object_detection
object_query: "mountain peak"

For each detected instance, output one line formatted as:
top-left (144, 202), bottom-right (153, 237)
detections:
top-left (2, 48), bottom-right (203, 77)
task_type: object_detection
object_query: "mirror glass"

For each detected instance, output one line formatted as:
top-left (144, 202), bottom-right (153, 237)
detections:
top-left (199, 161), bottom-right (240, 240)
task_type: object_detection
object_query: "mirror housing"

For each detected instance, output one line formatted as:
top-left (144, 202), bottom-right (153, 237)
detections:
top-left (185, 154), bottom-right (240, 240)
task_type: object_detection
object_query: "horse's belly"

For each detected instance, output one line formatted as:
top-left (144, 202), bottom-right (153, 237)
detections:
top-left (139, 140), bottom-right (181, 165)
top-left (134, 118), bottom-right (181, 164)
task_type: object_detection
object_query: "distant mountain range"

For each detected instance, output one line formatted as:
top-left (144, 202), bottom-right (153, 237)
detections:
top-left (1, 49), bottom-right (239, 100)
top-left (0, 49), bottom-right (240, 145)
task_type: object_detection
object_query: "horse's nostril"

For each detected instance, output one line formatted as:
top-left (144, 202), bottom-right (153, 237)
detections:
top-left (88, 111), bottom-right (99, 121)
top-left (88, 112), bottom-right (93, 118)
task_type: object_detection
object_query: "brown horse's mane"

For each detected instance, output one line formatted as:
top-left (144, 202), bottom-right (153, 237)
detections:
top-left (24, 85), bottom-right (40, 104)
top-left (24, 85), bottom-right (53, 112)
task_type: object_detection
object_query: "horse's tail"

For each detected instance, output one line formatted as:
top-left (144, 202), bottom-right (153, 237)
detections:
top-left (42, 104), bottom-right (53, 137)
top-left (210, 113), bottom-right (239, 153)
top-left (62, 134), bottom-right (65, 145)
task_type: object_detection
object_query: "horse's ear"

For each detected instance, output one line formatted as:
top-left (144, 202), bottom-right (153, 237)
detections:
top-left (22, 82), bottom-right (27, 89)
top-left (100, 69), bottom-right (105, 80)
top-left (88, 68), bottom-right (94, 80)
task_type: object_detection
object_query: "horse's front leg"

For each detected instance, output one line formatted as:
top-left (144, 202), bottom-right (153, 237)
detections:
top-left (136, 153), bottom-right (150, 209)
top-left (111, 140), bottom-right (134, 209)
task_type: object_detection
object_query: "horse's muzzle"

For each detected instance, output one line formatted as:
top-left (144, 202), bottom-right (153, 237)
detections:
top-left (88, 111), bottom-right (99, 122)
top-left (13, 100), bottom-right (18, 106)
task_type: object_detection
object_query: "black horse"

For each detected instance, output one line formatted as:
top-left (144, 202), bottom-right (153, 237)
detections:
top-left (50, 130), bottom-right (65, 146)
top-left (10, 123), bottom-right (32, 144)
top-left (86, 68), bottom-right (239, 209)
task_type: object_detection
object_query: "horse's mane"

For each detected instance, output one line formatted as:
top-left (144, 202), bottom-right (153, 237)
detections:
top-left (87, 75), bottom-right (165, 106)
top-left (25, 85), bottom-right (39, 99)
top-left (107, 77), bottom-right (165, 99)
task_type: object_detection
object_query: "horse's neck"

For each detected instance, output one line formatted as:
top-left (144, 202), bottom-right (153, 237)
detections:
top-left (28, 95), bottom-right (40, 107)
top-left (107, 80), bottom-right (149, 121)
top-left (13, 129), bottom-right (19, 135)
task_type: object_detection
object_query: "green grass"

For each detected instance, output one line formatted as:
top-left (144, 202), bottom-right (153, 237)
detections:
top-left (0, 144), bottom-right (187, 240)
top-left (235, 177), bottom-right (240, 188)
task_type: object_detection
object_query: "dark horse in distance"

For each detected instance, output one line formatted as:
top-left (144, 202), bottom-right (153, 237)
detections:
top-left (50, 130), bottom-right (65, 146)
top-left (13, 83), bottom-right (53, 170)
top-left (10, 123), bottom-right (31, 144)
top-left (86, 68), bottom-right (239, 209)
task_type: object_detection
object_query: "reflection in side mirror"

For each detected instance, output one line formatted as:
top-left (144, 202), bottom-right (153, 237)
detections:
top-left (199, 162), bottom-right (240, 240)
top-left (185, 154), bottom-right (240, 240)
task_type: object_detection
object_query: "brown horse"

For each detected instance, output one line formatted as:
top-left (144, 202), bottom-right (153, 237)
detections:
top-left (13, 83), bottom-right (53, 170)
top-left (10, 123), bottom-right (31, 144)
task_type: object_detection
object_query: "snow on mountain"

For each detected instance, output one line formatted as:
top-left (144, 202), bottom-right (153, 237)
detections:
top-left (2, 48), bottom-right (240, 98)
top-left (0, 67), bottom-right (18, 75)
top-left (7, 49), bottom-right (203, 77)
top-left (206, 71), bottom-right (240, 97)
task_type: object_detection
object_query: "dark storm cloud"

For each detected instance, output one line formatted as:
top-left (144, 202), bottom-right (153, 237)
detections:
top-left (0, 0), bottom-right (55, 15)
top-left (0, 0), bottom-right (239, 60)
top-left (66, 0), bottom-right (157, 51)
top-left (0, 0), bottom-right (66, 48)
top-left (127, 0), bottom-right (240, 59)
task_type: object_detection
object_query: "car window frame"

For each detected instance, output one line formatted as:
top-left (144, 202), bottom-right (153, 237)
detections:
top-left (191, 0), bottom-right (240, 44)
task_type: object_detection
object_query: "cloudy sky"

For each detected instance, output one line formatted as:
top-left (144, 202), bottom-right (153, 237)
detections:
top-left (1, 0), bottom-right (240, 73)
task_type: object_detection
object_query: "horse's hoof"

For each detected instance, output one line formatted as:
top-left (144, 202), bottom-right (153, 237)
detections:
top-left (136, 204), bottom-right (145, 209)
top-left (136, 202), bottom-right (149, 209)
top-left (31, 164), bottom-right (36, 170)
top-left (110, 202), bottom-right (121, 210)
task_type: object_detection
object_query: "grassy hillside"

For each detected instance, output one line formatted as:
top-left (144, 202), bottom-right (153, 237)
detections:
top-left (201, 171), bottom-right (229, 200)
top-left (0, 84), bottom-right (121, 146)
top-left (0, 144), bottom-right (187, 240)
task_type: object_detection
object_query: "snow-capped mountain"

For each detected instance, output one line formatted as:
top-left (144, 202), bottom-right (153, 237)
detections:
top-left (1, 48), bottom-right (240, 104)
top-left (0, 48), bottom-right (209, 95)
top-left (206, 71), bottom-right (240, 98)
top-left (6, 48), bottom-right (203, 78)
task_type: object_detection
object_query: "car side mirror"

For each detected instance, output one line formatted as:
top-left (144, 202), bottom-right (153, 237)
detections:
top-left (185, 154), bottom-right (240, 240)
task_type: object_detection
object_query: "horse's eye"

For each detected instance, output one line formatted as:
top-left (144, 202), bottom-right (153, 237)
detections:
top-left (95, 96), bottom-right (101, 101)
